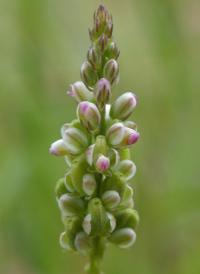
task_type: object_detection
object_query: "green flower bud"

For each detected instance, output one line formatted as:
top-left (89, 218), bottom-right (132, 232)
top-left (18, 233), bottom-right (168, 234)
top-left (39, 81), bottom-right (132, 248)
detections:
top-left (106, 122), bottom-right (125, 146)
top-left (94, 135), bottom-right (107, 156)
top-left (87, 47), bottom-right (101, 69)
top-left (63, 127), bottom-right (89, 155)
top-left (102, 190), bottom-right (121, 209)
top-left (65, 216), bottom-right (83, 251)
top-left (82, 174), bottom-right (97, 196)
top-left (103, 59), bottom-right (119, 84)
top-left (121, 186), bottom-right (133, 205)
top-left (110, 92), bottom-right (137, 121)
top-left (115, 208), bottom-right (139, 231)
top-left (70, 154), bottom-right (89, 195)
top-left (58, 194), bottom-right (85, 216)
top-left (104, 22), bottom-right (113, 38)
top-left (117, 127), bottom-right (140, 149)
top-left (105, 41), bottom-right (120, 59)
top-left (80, 61), bottom-right (98, 89)
top-left (82, 198), bottom-right (108, 237)
top-left (95, 4), bottom-right (112, 26)
top-left (106, 212), bottom-right (116, 233)
top-left (118, 148), bottom-right (131, 161)
top-left (109, 228), bottom-right (136, 249)
top-left (101, 172), bottom-right (126, 199)
top-left (59, 231), bottom-right (75, 253)
top-left (74, 231), bottom-right (92, 254)
top-left (77, 101), bottom-right (101, 133)
top-left (94, 78), bottom-right (111, 110)
top-left (55, 178), bottom-right (69, 199)
top-left (71, 81), bottom-right (95, 103)
top-left (96, 33), bottom-right (108, 53)
top-left (49, 139), bottom-right (69, 156)
top-left (65, 172), bottom-right (75, 193)
top-left (107, 148), bottom-right (120, 169)
top-left (113, 160), bottom-right (136, 180)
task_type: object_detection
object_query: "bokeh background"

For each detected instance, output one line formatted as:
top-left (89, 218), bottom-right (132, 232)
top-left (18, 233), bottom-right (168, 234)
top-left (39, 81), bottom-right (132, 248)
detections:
top-left (0, 0), bottom-right (200, 273)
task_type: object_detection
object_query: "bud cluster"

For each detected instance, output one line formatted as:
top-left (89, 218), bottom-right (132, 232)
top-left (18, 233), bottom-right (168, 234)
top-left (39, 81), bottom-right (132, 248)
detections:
top-left (50, 4), bottom-right (140, 273)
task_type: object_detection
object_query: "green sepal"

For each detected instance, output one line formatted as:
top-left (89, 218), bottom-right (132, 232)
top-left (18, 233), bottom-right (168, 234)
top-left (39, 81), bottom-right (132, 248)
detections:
top-left (118, 148), bottom-right (130, 161)
top-left (65, 216), bottom-right (83, 251)
top-left (69, 119), bottom-right (89, 135)
top-left (93, 135), bottom-right (107, 156)
top-left (71, 154), bottom-right (89, 194)
top-left (55, 178), bottom-right (70, 199)
top-left (114, 208), bottom-right (139, 231)
top-left (65, 172), bottom-right (75, 192)
top-left (101, 171), bottom-right (126, 199)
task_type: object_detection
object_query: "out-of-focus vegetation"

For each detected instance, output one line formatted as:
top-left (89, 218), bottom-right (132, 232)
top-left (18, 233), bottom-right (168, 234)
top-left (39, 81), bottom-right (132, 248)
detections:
top-left (0, 0), bottom-right (200, 273)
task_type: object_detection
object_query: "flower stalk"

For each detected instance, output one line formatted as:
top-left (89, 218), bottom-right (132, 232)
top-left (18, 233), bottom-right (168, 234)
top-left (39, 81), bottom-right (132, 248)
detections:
top-left (50, 4), bottom-right (140, 274)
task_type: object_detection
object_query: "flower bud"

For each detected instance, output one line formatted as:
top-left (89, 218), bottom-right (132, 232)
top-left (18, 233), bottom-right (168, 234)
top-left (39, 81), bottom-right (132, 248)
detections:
top-left (82, 198), bottom-right (108, 237)
top-left (119, 127), bottom-right (140, 149)
top-left (113, 160), bottom-right (136, 180)
top-left (106, 212), bottom-right (116, 233)
top-left (55, 178), bottom-right (69, 199)
top-left (80, 61), bottom-right (98, 89)
top-left (85, 144), bottom-right (95, 166)
top-left (97, 33), bottom-right (108, 53)
top-left (110, 92), bottom-right (137, 121)
top-left (59, 231), bottom-right (75, 252)
top-left (107, 148), bottom-right (120, 169)
top-left (89, 26), bottom-right (99, 42)
top-left (95, 154), bottom-right (110, 173)
top-left (115, 208), bottom-right (139, 231)
top-left (65, 171), bottom-right (75, 193)
top-left (77, 101), bottom-right (101, 132)
top-left (49, 139), bottom-right (69, 156)
top-left (87, 47), bottom-right (101, 69)
top-left (61, 123), bottom-right (70, 138)
top-left (124, 121), bottom-right (138, 131)
top-left (109, 228), bottom-right (136, 249)
top-left (94, 78), bottom-right (111, 110)
top-left (65, 216), bottom-right (83, 251)
top-left (105, 41), bottom-right (120, 59)
top-left (121, 186), bottom-right (133, 205)
top-left (94, 135), bottom-right (107, 156)
top-left (63, 127), bottom-right (89, 155)
top-left (74, 231), bottom-right (92, 254)
top-left (58, 194), bottom-right (85, 216)
top-left (102, 190), bottom-right (121, 209)
top-left (82, 174), bottom-right (97, 196)
top-left (103, 59), bottom-right (119, 84)
top-left (106, 122), bottom-right (125, 146)
top-left (96, 4), bottom-right (110, 25)
top-left (104, 22), bottom-right (113, 38)
top-left (101, 172), bottom-right (126, 199)
top-left (71, 81), bottom-right (95, 103)
top-left (70, 154), bottom-right (89, 195)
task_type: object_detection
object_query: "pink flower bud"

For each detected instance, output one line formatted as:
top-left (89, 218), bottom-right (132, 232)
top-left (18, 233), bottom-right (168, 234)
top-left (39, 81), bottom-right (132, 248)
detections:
top-left (77, 101), bottom-right (101, 132)
top-left (94, 78), bottom-right (111, 110)
top-left (95, 154), bottom-right (110, 173)
top-left (119, 127), bottom-right (140, 148)
top-left (110, 92), bottom-right (137, 121)
top-left (103, 59), bottom-right (119, 84)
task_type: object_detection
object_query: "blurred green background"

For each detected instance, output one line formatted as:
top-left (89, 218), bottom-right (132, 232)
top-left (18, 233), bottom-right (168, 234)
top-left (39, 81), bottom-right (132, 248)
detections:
top-left (0, 0), bottom-right (200, 273)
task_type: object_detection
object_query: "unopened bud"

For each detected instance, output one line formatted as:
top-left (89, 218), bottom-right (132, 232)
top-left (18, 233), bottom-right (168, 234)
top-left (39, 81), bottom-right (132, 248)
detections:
top-left (63, 127), bottom-right (89, 155)
top-left (107, 148), bottom-right (120, 169)
top-left (65, 172), bottom-right (75, 193)
top-left (115, 208), bottom-right (139, 231)
top-left (80, 62), bottom-right (98, 89)
top-left (95, 154), bottom-right (110, 173)
top-left (101, 172), bottom-right (126, 199)
top-left (71, 81), bottom-right (95, 103)
top-left (96, 4), bottom-right (110, 25)
top-left (113, 160), bottom-right (136, 180)
top-left (103, 59), bottom-right (119, 84)
top-left (105, 41), bottom-right (119, 59)
top-left (61, 123), bottom-right (70, 138)
top-left (121, 186), bottom-right (133, 205)
top-left (82, 174), bottom-right (97, 196)
top-left (65, 216), bottom-right (83, 251)
top-left (97, 33), bottom-right (108, 53)
top-left (85, 144), bottom-right (95, 166)
top-left (58, 194), bottom-right (85, 216)
top-left (106, 212), bottom-right (116, 233)
top-left (110, 92), bottom-right (137, 121)
top-left (94, 78), bottom-right (111, 110)
top-left (119, 127), bottom-right (140, 149)
top-left (74, 231), bottom-right (92, 254)
top-left (49, 139), bottom-right (69, 156)
top-left (87, 47), bottom-right (101, 69)
top-left (94, 135), bottom-right (107, 156)
top-left (59, 231), bottom-right (74, 252)
top-left (124, 121), bottom-right (138, 131)
top-left (102, 190), bottom-right (121, 209)
top-left (104, 22), bottom-right (113, 38)
top-left (106, 122), bottom-right (125, 146)
top-left (55, 178), bottom-right (69, 199)
top-left (109, 228), bottom-right (136, 249)
top-left (77, 101), bottom-right (101, 132)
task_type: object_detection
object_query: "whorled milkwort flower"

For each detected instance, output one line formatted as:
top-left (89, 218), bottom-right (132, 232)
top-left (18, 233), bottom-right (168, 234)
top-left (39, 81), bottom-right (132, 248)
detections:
top-left (49, 4), bottom-right (140, 274)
